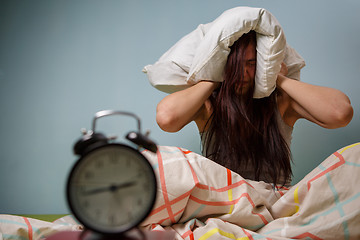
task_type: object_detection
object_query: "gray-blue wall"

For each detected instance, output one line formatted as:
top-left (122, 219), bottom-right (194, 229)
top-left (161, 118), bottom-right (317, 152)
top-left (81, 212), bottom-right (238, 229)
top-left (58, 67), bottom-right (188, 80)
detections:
top-left (1, 0), bottom-right (359, 214)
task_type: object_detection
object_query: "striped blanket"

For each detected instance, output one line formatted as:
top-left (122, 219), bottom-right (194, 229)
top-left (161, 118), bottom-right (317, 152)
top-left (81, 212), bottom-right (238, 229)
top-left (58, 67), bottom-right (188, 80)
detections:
top-left (1, 143), bottom-right (359, 240)
top-left (140, 143), bottom-right (360, 240)
top-left (0, 215), bottom-right (81, 240)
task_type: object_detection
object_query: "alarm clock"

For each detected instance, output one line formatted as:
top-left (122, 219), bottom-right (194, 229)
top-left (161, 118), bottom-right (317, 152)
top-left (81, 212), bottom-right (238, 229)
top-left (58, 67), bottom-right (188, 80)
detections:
top-left (66, 110), bottom-right (158, 238)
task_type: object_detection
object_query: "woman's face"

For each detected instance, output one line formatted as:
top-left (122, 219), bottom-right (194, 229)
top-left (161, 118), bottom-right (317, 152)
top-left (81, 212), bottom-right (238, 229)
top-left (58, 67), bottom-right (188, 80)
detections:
top-left (236, 41), bottom-right (256, 95)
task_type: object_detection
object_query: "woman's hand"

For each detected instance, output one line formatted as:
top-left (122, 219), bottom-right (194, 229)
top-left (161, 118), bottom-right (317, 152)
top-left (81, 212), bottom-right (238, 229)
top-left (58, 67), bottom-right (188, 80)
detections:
top-left (279, 62), bottom-right (288, 76)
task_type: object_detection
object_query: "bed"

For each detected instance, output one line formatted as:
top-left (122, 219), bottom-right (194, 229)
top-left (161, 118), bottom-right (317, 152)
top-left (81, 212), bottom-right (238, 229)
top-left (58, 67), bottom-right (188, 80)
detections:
top-left (0, 214), bottom-right (81, 240)
top-left (1, 142), bottom-right (360, 240)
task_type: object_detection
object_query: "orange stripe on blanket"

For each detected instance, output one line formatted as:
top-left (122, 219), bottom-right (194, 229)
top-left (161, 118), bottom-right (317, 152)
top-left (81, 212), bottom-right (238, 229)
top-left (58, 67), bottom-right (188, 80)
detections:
top-left (178, 147), bottom-right (199, 185)
top-left (190, 193), bottom-right (268, 224)
top-left (307, 151), bottom-right (345, 190)
top-left (157, 150), bottom-right (176, 223)
top-left (227, 169), bottom-right (234, 214)
top-left (242, 228), bottom-right (254, 240)
top-left (23, 217), bottom-right (33, 240)
top-left (251, 210), bottom-right (269, 225)
top-left (181, 149), bottom-right (193, 154)
top-left (293, 232), bottom-right (323, 240)
top-left (149, 189), bottom-right (192, 217)
top-left (158, 208), bottom-right (185, 225)
top-left (227, 169), bottom-right (232, 186)
top-left (196, 180), bottom-right (254, 192)
top-left (151, 146), bottom-right (200, 218)
top-left (182, 229), bottom-right (195, 240)
top-left (190, 194), bottom-right (240, 206)
top-left (190, 192), bottom-right (255, 207)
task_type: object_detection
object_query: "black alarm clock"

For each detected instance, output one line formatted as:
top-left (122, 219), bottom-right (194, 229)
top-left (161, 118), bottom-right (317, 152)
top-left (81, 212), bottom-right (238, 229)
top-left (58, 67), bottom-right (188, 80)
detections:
top-left (66, 110), bottom-right (158, 239)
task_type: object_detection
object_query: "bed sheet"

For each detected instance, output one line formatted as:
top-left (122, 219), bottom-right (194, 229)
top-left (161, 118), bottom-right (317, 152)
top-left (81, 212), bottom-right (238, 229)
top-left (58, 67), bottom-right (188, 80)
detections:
top-left (0, 215), bottom-right (81, 240)
top-left (1, 143), bottom-right (359, 240)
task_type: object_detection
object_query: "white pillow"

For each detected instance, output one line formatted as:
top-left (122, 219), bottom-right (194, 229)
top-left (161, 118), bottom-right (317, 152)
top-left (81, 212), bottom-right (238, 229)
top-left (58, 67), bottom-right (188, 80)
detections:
top-left (143, 23), bottom-right (209, 93)
top-left (143, 7), bottom-right (305, 98)
top-left (283, 44), bottom-right (306, 81)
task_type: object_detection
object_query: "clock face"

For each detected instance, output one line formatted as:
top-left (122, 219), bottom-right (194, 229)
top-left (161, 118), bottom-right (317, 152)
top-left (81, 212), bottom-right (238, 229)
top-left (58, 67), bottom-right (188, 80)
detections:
top-left (67, 144), bottom-right (157, 235)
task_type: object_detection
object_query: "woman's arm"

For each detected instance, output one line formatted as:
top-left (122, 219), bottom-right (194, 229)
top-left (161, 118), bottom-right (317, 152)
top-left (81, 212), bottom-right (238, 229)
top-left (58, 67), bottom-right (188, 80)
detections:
top-left (156, 81), bottom-right (219, 132)
top-left (277, 66), bottom-right (353, 129)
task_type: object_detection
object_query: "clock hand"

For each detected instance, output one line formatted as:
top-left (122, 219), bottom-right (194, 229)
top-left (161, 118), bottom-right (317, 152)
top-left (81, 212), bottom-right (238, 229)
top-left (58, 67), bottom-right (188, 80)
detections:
top-left (83, 186), bottom-right (111, 195)
top-left (83, 181), bottom-right (137, 195)
top-left (110, 181), bottom-right (137, 191)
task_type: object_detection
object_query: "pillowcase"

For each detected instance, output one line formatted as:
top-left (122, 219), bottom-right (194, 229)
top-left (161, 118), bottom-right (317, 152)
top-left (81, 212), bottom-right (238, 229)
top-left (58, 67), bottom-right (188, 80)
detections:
top-left (143, 6), bottom-right (305, 98)
top-left (143, 23), bottom-right (209, 94)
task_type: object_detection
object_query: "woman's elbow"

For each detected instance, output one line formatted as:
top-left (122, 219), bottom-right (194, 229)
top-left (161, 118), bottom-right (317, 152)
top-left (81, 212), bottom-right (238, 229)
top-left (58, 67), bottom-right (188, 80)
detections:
top-left (156, 106), bottom-right (182, 133)
top-left (331, 101), bottom-right (354, 128)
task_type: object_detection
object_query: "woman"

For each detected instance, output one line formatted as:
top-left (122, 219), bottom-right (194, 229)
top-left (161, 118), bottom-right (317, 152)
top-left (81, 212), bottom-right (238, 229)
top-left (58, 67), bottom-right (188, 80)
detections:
top-left (155, 31), bottom-right (353, 186)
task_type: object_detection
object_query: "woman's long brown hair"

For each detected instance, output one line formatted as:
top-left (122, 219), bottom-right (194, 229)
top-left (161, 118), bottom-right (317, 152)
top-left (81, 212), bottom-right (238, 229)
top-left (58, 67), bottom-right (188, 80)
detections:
top-left (203, 31), bottom-right (292, 186)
